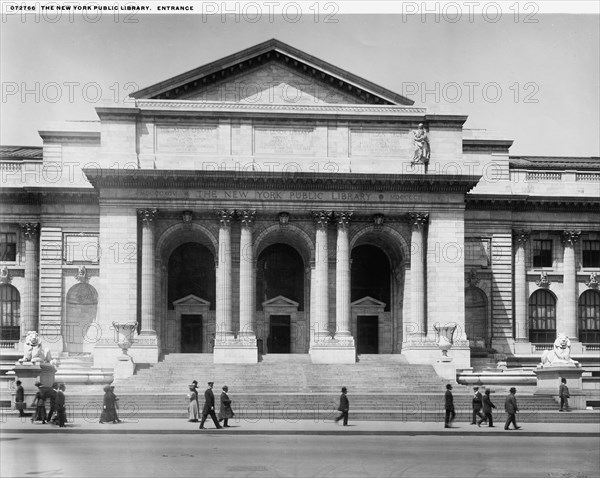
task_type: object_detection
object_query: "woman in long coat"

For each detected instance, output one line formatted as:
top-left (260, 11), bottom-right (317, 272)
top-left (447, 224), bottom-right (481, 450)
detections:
top-left (100, 384), bottom-right (120, 423)
top-left (218, 385), bottom-right (234, 427)
top-left (188, 381), bottom-right (200, 422)
top-left (31, 382), bottom-right (46, 424)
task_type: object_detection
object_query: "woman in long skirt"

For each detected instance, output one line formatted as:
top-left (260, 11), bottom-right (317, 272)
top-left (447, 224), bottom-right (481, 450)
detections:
top-left (188, 381), bottom-right (199, 422)
top-left (100, 384), bottom-right (120, 423)
top-left (31, 382), bottom-right (46, 424)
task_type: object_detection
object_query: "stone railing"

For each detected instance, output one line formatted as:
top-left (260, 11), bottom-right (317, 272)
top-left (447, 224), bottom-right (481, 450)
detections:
top-left (583, 344), bottom-right (600, 351)
top-left (533, 344), bottom-right (553, 351)
top-left (0, 340), bottom-right (19, 350)
top-left (525, 171), bottom-right (562, 181)
top-left (576, 173), bottom-right (600, 182)
top-left (0, 162), bottom-right (22, 172)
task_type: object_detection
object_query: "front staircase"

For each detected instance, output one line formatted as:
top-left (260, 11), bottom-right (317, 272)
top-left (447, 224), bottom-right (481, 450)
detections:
top-left (58, 354), bottom-right (599, 423)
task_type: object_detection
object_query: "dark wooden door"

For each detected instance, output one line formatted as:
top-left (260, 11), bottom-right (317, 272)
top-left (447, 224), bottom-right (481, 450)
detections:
top-left (181, 314), bottom-right (202, 353)
top-left (269, 315), bottom-right (291, 353)
top-left (357, 315), bottom-right (379, 354)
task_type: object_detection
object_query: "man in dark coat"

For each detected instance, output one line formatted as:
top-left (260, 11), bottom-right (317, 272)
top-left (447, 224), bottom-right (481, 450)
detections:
top-left (46, 383), bottom-right (58, 424)
top-left (471, 386), bottom-right (483, 424)
top-left (218, 385), bottom-right (234, 427)
top-left (334, 387), bottom-right (349, 426)
top-left (15, 380), bottom-right (26, 417)
top-left (478, 388), bottom-right (496, 427)
top-left (504, 387), bottom-right (521, 430)
top-left (56, 383), bottom-right (67, 428)
top-left (444, 384), bottom-right (455, 428)
top-left (199, 382), bottom-right (222, 429)
top-left (559, 377), bottom-right (570, 412)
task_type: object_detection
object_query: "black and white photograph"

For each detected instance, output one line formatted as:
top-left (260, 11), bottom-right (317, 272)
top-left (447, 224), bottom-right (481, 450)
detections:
top-left (1, 1), bottom-right (599, 477)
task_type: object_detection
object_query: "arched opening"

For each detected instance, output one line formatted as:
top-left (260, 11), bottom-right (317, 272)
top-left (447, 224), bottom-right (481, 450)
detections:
top-left (465, 287), bottom-right (488, 348)
top-left (579, 289), bottom-right (600, 344)
top-left (529, 289), bottom-right (557, 343)
top-left (0, 284), bottom-right (20, 341)
top-left (65, 283), bottom-right (98, 353)
top-left (168, 243), bottom-right (216, 353)
top-left (257, 244), bottom-right (305, 354)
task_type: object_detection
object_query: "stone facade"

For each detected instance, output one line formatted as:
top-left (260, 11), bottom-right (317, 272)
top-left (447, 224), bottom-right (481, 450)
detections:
top-left (0, 40), bottom-right (598, 374)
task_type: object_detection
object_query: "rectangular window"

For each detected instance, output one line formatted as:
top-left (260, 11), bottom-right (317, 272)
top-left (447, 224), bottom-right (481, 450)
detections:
top-left (0, 233), bottom-right (17, 262)
top-left (533, 240), bottom-right (553, 268)
top-left (583, 241), bottom-right (600, 268)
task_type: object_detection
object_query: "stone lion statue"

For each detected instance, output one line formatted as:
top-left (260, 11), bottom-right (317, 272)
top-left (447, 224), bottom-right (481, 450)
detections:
top-left (18, 331), bottom-right (53, 365)
top-left (540, 333), bottom-right (579, 367)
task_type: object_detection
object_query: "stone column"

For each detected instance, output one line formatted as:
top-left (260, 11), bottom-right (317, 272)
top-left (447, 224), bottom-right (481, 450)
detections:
top-left (334, 211), bottom-right (353, 341)
top-left (19, 223), bottom-right (39, 339)
top-left (216, 210), bottom-right (234, 340)
top-left (561, 230), bottom-right (581, 341)
top-left (139, 209), bottom-right (158, 335)
top-left (239, 210), bottom-right (256, 340)
top-left (408, 212), bottom-right (428, 342)
top-left (311, 211), bottom-right (330, 342)
top-left (514, 230), bottom-right (530, 344)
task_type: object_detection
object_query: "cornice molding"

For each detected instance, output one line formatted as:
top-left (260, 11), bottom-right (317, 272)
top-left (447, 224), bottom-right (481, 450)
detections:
top-left (0, 188), bottom-right (98, 205)
top-left (466, 194), bottom-right (600, 212)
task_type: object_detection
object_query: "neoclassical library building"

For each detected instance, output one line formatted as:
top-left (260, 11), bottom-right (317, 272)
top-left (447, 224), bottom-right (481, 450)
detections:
top-left (1, 40), bottom-right (599, 372)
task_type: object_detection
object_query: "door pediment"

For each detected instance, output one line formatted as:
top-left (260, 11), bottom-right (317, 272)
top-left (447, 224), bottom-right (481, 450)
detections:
top-left (173, 294), bottom-right (211, 307)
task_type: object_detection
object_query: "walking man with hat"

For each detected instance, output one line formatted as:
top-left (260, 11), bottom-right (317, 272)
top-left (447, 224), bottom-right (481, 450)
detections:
top-left (504, 387), bottom-right (521, 430)
top-left (471, 386), bottom-right (483, 425)
top-left (199, 381), bottom-right (222, 430)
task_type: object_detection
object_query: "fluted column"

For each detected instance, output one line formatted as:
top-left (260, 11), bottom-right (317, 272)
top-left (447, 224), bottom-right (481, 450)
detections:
top-left (408, 213), bottom-right (428, 341)
top-left (239, 210), bottom-right (256, 339)
top-left (216, 210), bottom-right (234, 340)
top-left (139, 209), bottom-right (158, 334)
top-left (311, 211), bottom-right (331, 341)
top-left (514, 230), bottom-right (530, 342)
top-left (20, 223), bottom-right (39, 338)
top-left (561, 230), bottom-right (581, 340)
top-left (335, 211), bottom-right (352, 339)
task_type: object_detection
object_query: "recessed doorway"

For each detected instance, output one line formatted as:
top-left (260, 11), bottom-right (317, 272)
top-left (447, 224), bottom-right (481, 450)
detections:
top-left (357, 315), bottom-right (379, 354)
top-left (181, 314), bottom-right (202, 353)
top-left (269, 315), bottom-right (291, 354)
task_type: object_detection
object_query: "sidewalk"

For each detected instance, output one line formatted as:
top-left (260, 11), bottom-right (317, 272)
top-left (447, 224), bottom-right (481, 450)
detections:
top-left (1, 414), bottom-right (598, 436)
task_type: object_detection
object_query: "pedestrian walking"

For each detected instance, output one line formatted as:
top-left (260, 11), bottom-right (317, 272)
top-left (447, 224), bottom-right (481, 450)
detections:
top-left (444, 384), bottom-right (455, 428)
top-left (504, 387), bottom-right (521, 430)
top-left (478, 389), bottom-right (496, 427)
top-left (218, 385), bottom-right (234, 427)
top-left (46, 383), bottom-right (58, 424)
top-left (471, 386), bottom-right (483, 424)
top-left (31, 382), bottom-right (46, 424)
top-left (334, 386), bottom-right (349, 426)
top-left (15, 380), bottom-right (26, 417)
top-left (559, 377), bottom-right (570, 412)
top-left (100, 384), bottom-right (121, 424)
top-left (188, 381), bottom-right (200, 422)
top-left (56, 383), bottom-right (67, 428)
top-left (199, 382), bottom-right (222, 429)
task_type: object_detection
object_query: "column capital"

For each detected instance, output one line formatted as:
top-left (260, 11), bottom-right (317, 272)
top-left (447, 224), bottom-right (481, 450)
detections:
top-left (311, 210), bottom-right (332, 229)
top-left (561, 230), bottom-right (581, 247)
top-left (513, 229), bottom-right (530, 245)
top-left (407, 212), bottom-right (429, 230)
top-left (20, 223), bottom-right (39, 240)
top-left (138, 208), bottom-right (158, 227)
top-left (216, 209), bottom-right (235, 228)
top-left (334, 211), bottom-right (353, 229)
top-left (239, 209), bottom-right (256, 227)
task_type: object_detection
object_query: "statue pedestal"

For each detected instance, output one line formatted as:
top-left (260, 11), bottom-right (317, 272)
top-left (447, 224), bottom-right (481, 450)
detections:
top-left (10, 363), bottom-right (57, 411)
top-left (113, 356), bottom-right (136, 379)
top-left (213, 337), bottom-right (258, 364)
top-left (534, 366), bottom-right (585, 409)
top-left (433, 357), bottom-right (457, 381)
top-left (309, 337), bottom-right (355, 364)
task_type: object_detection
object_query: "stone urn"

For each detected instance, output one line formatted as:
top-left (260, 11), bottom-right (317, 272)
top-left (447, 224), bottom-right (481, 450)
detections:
top-left (434, 323), bottom-right (457, 360)
top-left (112, 322), bottom-right (137, 359)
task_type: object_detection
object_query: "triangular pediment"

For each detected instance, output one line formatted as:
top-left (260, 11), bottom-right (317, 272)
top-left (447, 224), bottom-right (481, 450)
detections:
top-left (172, 294), bottom-right (210, 307)
top-left (351, 296), bottom-right (386, 308)
top-left (262, 295), bottom-right (300, 308)
top-left (131, 39), bottom-right (413, 106)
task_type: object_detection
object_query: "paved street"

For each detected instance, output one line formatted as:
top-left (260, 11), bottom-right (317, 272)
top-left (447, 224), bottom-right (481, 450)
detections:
top-left (1, 418), bottom-right (599, 478)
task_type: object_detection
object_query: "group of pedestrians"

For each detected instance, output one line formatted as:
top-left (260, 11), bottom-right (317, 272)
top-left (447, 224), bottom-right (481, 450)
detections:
top-left (187, 381), bottom-right (234, 429)
top-left (444, 384), bottom-right (521, 430)
top-left (28, 381), bottom-right (67, 427)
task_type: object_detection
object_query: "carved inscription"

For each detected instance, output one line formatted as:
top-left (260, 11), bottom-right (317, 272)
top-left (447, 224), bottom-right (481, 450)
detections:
top-left (350, 129), bottom-right (408, 157)
top-left (156, 125), bottom-right (218, 154)
top-left (254, 127), bottom-right (315, 156)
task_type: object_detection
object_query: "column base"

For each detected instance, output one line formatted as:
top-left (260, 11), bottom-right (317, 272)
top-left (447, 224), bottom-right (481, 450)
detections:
top-left (213, 337), bottom-right (258, 364)
top-left (309, 337), bottom-right (356, 364)
top-left (113, 355), bottom-right (136, 379)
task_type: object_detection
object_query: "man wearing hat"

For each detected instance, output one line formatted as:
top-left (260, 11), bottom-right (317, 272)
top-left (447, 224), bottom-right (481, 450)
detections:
top-left (471, 386), bottom-right (483, 425)
top-left (199, 382), bottom-right (222, 430)
top-left (334, 386), bottom-right (349, 426)
top-left (504, 387), bottom-right (521, 430)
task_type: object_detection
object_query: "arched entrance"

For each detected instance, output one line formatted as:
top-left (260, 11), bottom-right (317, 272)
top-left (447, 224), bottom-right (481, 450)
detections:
top-left (257, 244), bottom-right (305, 353)
top-left (65, 283), bottom-right (98, 353)
top-left (465, 286), bottom-right (488, 348)
top-left (167, 242), bottom-right (216, 353)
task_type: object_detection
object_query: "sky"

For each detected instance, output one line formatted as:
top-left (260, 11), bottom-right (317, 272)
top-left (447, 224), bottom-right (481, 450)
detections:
top-left (1, 3), bottom-right (599, 157)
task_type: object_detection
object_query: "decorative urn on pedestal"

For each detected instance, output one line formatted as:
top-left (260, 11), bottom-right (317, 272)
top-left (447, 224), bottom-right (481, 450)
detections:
top-left (433, 323), bottom-right (457, 362)
top-left (112, 322), bottom-right (137, 379)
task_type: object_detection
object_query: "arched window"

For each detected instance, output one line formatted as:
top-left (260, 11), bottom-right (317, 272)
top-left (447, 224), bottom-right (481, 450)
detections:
top-left (578, 290), bottom-right (600, 344)
top-left (529, 289), bottom-right (556, 343)
top-left (0, 284), bottom-right (20, 340)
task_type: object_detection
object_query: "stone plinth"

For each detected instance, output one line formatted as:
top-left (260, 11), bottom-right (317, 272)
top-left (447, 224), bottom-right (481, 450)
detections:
top-left (113, 356), bottom-right (136, 379)
top-left (309, 339), bottom-right (356, 364)
top-left (9, 363), bottom-right (57, 411)
top-left (534, 366), bottom-right (585, 409)
top-left (213, 339), bottom-right (258, 364)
